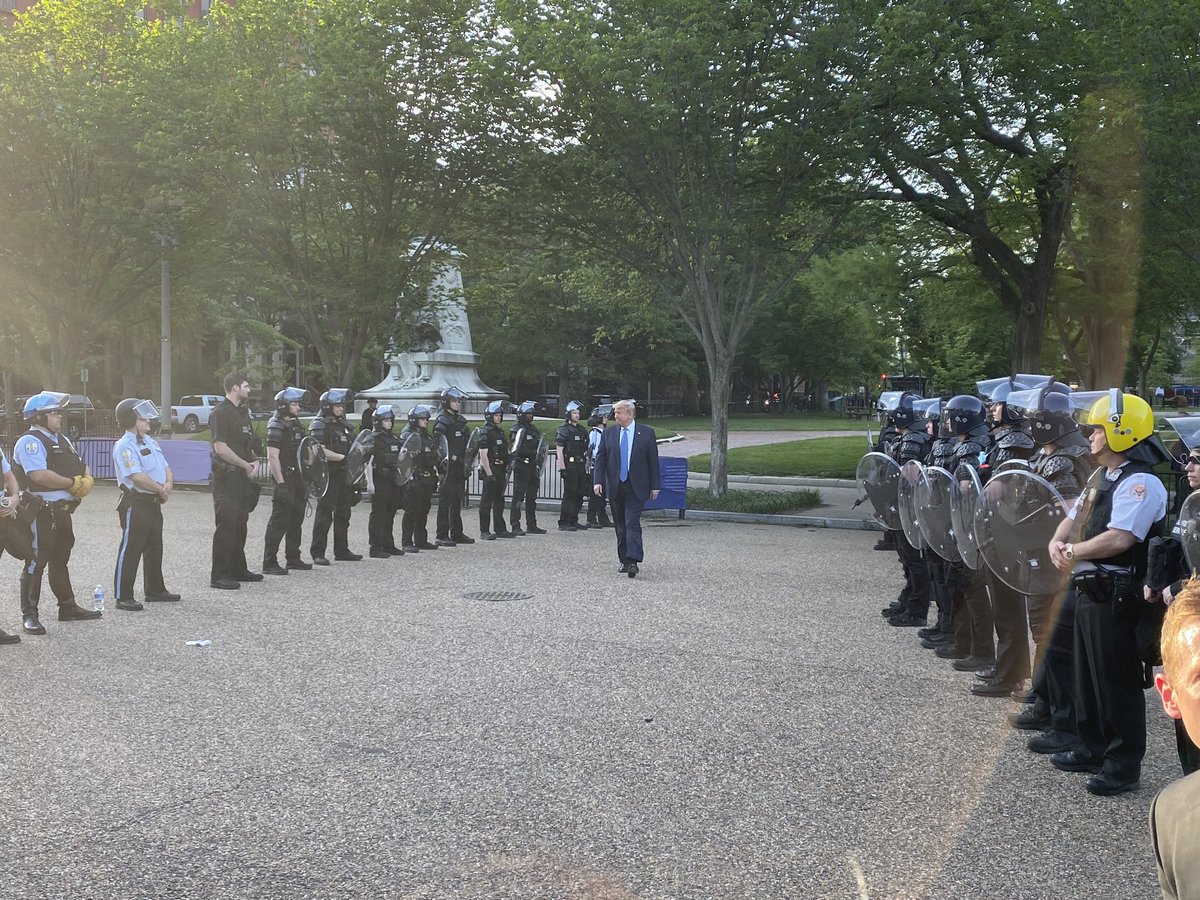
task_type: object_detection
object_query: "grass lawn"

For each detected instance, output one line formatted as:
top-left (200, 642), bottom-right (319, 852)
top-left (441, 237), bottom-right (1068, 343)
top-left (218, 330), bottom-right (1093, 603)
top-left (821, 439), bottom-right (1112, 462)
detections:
top-left (652, 412), bottom-right (869, 433)
top-left (685, 488), bottom-right (822, 513)
top-left (688, 436), bottom-right (866, 479)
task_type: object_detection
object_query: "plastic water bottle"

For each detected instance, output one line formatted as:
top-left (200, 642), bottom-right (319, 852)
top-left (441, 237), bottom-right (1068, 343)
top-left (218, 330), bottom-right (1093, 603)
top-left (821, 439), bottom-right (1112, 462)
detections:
top-left (93, 585), bottom-right (105, 613)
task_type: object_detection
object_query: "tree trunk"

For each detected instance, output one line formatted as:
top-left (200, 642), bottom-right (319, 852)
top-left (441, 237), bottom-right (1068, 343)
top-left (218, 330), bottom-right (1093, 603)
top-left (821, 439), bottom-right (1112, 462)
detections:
top-left (705, 350), bottom-right (733, 497)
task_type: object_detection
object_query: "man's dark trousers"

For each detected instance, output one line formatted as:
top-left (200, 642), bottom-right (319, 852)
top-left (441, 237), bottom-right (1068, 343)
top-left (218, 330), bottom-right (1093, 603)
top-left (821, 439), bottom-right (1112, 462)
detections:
top-left (437, 462), bottom-right (466, 539)
top-left (612, 479), bottom-right (646, 563)
top-left (115, 491), bottom-right (166, 602)
top-left (211, 468), bottom-right (251, 581)
top-left (264, 476), bottom-right (305, 564)
top-left (311, 470), bottom-right (351, 559)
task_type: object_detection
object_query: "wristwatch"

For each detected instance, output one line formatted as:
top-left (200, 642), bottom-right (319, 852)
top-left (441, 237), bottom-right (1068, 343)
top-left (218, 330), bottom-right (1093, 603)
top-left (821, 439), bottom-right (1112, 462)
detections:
top-left (1064, 543), bottom-right (1075, 561)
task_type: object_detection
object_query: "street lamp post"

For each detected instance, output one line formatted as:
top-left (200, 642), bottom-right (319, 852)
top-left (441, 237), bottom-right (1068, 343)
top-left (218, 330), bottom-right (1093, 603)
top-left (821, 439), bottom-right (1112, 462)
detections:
top-left (160, 232), bottom-right (173, 434)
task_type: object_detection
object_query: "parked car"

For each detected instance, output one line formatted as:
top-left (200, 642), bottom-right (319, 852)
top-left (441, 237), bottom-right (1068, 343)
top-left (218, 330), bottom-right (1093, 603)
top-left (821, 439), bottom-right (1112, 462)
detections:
top-left (171, 394), bottom-right (223, 433)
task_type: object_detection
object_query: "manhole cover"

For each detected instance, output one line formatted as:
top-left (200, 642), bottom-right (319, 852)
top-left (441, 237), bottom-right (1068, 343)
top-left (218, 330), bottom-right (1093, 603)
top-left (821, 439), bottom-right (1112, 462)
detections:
top-left (463, 590), bottom-right (532, 602)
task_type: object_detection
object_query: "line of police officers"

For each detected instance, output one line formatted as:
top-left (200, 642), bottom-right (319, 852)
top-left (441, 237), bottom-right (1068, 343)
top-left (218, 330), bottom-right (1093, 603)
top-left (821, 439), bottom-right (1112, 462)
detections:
top-left (870, 381), bottom-right (1189, 796)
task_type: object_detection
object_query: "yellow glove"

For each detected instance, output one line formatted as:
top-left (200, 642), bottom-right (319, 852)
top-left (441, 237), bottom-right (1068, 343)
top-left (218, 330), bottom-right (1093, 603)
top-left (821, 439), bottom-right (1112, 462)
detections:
top-left (69, 475), bottom-right (94, 498)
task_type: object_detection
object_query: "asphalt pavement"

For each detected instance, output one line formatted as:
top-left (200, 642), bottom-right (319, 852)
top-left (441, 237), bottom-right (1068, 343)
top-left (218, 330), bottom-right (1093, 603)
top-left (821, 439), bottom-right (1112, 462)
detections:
top-left (0, 485), bottom-right (1174, 899)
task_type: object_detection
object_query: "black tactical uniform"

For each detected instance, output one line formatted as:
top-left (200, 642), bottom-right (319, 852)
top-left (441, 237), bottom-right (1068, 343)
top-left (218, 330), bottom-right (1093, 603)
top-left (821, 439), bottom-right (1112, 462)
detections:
top-left (477, 414), bottom-right (510, 538)
top-left (263, 400), bottom-right (309, 573)
top-left (509, 404), bottom-right (546, 535)
top-left (556, 410), bottom-right (589, 530)
top-left (886, 426), bottom-right (933, 625)
top-left (977, 422), bottom-right (1039, 695)
top-left (434, 395), bottom-right (472, 544)
top-left (310, 403), bottom-right (358, 563)
top-left (1024, 432), bottom-right (1096, 737)
top-left (210, 394), bottom-right (261, 585)
top-left (400, 411), bottom-right (440, 551)
top-left (365, 410), bottom-right (405, 557)
top-left (923, 422), bottom-right (958, 643)
top-left (939, 423), bottom-right (995, 664)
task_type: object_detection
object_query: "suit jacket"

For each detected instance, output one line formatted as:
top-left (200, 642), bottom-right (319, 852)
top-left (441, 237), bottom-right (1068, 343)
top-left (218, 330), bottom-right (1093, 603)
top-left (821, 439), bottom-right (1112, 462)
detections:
top-left (1150, 768), bottom-right (1200, 900)
top-left (593, 422), bottom-right (660, 502)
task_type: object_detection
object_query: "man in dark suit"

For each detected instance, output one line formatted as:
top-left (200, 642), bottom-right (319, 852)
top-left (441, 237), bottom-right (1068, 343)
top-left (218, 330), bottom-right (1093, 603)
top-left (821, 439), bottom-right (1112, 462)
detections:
top-left (1150, 582), bottom-right (1200, 899)
top-left (593, 399), bottom-right (660, 578)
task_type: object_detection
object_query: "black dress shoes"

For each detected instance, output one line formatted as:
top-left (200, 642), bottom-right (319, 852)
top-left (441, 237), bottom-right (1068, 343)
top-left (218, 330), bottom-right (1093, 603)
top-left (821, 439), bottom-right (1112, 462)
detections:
top-left (558, 524), bottom-right (577, 532)
top-left (311, 556), bottom-right (331, 566)
top-left (235, 571), bottom-right (264, 582)
top-left (479, 532), bottom-right (497, 541)
top-left (627, 563), bottom-right (639, 578)
top-left (23, 615), bottom-right (45, 634)
top-left (385, 546), bottom-right (405, 555)
top-left (210, 577), bottom-right (241, 590)
top-left (888, 614), bottom-right (927, 627)
top-left (510, 528), bottom-right (526, 537)
top-left (115, 599), bottom-right (144, 612)
top-left (496, 530), bottom-right (515, 539)
top-left (262, 563), bottom-right (289, 576)
top-left (1051, 749), bottom-right (1102, 773)
top-left (435, 538), bottom-right (457, 547)
top-left (934, 645), bottom-right (968, 660)
top-left (369, 548), bottom-right (391, 558)
top-left (451, 535), bottom-right (475, 544)
top-left (1009, 706), bottom-right (1052, 731)
top-left (334, 552), bottom-right (363, 561)
top-left (0, 629), bottom-right (20, 644)
top-left (59, 602), bottom-right (101, 621)
top-left (1027, 731), bottom-right (1077, 755)
top-left (286, 559), bottom-right (312, 570)
top-left (971, 680), bottom-right (1017, 698)
top-left (417, 542), bottom-right (439, 550)
top-left (951, 655), bottom-right (994, 671)
top-left (145, 591), bottom-right (181, 602)
top-left (527, 525), bottom-right (547, 534)
top-left (1085, 773), bottom-right (1139, 796)
top-left (402, 544), bottom-right (420, 553)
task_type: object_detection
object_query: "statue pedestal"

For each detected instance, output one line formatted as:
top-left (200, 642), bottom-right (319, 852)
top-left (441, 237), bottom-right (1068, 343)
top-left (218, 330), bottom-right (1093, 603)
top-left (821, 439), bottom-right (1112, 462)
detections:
top-left (361, 348), bottom-right (506, 416)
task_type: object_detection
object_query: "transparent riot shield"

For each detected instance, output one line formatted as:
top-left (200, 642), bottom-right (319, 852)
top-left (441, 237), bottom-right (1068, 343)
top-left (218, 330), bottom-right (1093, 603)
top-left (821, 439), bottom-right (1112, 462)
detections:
top-left (392, 442), bottom-right (414, 488)
top-left (951, 462), bottom-right (983, 570)
top-left (434, 432), bottom-right (450, 474)
top-left (1180, 490), bottom-right (1200, 574)
top-left (344, 431), bottom-right (371, 485)
top-left (898, 460), bottom-right (926, 551)
top-left (297, 436), bottom-right (330, 501)
top-left (917, 465), bottom-right (960, 562)
top-left (535, 434), bottom-right (549, 470)
top-left (974, 468), bottom-right (1071, 595)
top-left (855, 452), bottom-right (901, 531)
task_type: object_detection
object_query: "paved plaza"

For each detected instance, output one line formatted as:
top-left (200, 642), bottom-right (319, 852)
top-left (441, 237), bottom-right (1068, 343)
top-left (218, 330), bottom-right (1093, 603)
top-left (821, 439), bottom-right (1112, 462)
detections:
top-left (0, 485), bottom-right (1175, 898)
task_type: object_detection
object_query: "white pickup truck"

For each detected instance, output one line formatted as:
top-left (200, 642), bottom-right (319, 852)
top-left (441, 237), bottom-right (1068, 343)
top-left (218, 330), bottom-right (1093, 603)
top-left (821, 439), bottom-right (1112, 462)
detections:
top-left (171, 394), bottom-right (223, 433)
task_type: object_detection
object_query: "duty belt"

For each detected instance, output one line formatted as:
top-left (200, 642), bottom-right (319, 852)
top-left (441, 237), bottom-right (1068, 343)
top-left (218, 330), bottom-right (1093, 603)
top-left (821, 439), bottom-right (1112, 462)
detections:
top-left (565, 457), bottom-right (584, 464)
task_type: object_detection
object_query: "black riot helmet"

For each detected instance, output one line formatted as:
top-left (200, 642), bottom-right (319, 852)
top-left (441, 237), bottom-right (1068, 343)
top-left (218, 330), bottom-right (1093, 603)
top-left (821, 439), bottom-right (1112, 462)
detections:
top-left (407, 404), bottom-right (434, 426)
top-left (988, 380), bottom-right (1025, 427)
top-left (116, 398), bottom-right (160, 430)
top-left (485, 400), bottom-right (505, 422)
top-left (275, 386), bottom-right (306, 415)
top-left (945, 395), bottom-right (987, 436)
top-left (319, 388), bottom-right (354, 416)
top-left (889, 392), bottom-right (923, 430)
top-left (516, 400), bottom-right (537, 421)
top-left (440, 386), bottom-right (467, 409)
top-left (1025, 388), bottom-right (1079, 447)
top-left (564, 400), bottom-right (583, 422)
top-left (373, 404), bottom-right (396, 429)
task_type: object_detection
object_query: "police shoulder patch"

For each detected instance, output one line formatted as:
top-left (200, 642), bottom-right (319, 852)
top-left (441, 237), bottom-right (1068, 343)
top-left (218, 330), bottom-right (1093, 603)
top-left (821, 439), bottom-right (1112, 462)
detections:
top-left (24, 440), bottom-right (37, 455)
top-left (1130, 481), bottom-right (1147, 501)
top-left (122, 448), bottom-right (135, 464)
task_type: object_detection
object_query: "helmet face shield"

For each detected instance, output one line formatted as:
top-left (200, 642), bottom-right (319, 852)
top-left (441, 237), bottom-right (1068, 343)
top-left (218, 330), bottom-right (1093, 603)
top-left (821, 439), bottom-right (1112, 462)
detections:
top-left (132, 400), bottom-right (160, 421)
top-left (322, 388), bottom-right (353, 409)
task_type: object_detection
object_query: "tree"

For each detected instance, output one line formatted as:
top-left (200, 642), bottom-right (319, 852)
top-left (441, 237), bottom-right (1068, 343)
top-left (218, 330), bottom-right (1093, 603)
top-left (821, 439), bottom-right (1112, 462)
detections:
top-left (0, 0), bottom-right (163, 388)
top-left (497, 0), bottom-right (848, 495)
top-left (144, 0), bottom-right (534, 386)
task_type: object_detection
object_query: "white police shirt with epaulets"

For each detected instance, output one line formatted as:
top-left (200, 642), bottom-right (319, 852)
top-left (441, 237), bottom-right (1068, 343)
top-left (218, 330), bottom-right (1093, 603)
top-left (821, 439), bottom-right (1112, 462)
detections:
top-left (112, 432), bottom-right (169, 493)
top-left (14, 427), bottom-right (74, 502)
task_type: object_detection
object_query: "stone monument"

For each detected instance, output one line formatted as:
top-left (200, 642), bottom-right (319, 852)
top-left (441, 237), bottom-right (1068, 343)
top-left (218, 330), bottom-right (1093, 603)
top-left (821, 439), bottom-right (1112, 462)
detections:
top-left (359, 247), bottom-right (506, 416)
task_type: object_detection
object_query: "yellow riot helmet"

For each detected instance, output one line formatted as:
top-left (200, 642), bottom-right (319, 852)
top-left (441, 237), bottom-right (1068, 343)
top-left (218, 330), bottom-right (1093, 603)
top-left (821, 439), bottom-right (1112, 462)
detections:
top-left (1083, 389), bottom-right (1154, 453)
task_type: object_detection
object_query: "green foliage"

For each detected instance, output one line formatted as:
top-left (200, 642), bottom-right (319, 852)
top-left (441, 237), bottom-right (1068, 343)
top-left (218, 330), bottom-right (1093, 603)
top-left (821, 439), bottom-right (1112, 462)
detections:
top-left (684, 488), bottom-right (821, 514)
top-left (688, 437), bottom-right (865, 478)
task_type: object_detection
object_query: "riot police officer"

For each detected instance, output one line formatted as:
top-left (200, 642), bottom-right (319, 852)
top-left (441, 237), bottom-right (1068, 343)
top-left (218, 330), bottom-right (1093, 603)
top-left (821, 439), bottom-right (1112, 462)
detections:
top-left (13, 391), bottom-right (100, 633)
top-left (556, 401), bottom-right (590, 531)
top-left (508, 401), bottom-right (546, 535)
top-left (881, 392), bottom-right (933, 627)
top-left (433, 386), bottom-right (473, 546)
top-left (400, 405), bottom-right (440, 552)
top-left (364, 405), bottom-right (405, 558)
top-left (585, 410), bottom-right (613, 528)
top-left (262, 387), bottom-right (310, 575)
top-left (310, 388), bottom-right (361, 565)
top-left (111, 399), bottom-right (179, 611)
top-left (474, 401), bottom-right (512, 540)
